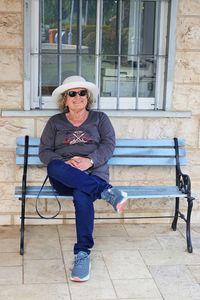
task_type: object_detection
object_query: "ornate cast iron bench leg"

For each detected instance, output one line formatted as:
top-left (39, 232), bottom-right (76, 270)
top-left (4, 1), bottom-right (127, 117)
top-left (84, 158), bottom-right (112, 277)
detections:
top-left (171, 197), bottom-right (179, 231)
top-left (186, 196), bottom-right (193, 253)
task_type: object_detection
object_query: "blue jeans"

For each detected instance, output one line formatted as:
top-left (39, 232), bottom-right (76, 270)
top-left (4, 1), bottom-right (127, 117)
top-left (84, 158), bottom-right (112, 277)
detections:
top-left (47, 159), bottom-right (111, 254)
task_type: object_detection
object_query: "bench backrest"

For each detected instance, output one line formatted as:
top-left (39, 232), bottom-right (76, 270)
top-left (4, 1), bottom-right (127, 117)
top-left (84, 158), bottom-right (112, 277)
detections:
top-left (16, 136), bottom-right (186, 166)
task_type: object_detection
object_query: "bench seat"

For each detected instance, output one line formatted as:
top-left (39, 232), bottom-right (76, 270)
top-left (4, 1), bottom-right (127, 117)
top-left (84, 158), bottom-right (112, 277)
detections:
top-left (15, 185), bottom-right (188, 199)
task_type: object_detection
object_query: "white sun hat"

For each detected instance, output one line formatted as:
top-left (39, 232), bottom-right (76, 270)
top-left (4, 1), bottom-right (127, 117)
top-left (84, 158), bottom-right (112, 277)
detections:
top-left (52, 75), bottom-right (99, 103)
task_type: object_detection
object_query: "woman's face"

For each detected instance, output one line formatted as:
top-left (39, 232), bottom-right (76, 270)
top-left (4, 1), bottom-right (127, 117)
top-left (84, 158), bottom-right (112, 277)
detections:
top-left (64, 88), bottom-right (88, 112)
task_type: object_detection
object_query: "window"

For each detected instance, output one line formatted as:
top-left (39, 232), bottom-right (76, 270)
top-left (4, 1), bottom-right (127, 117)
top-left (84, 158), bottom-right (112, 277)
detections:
top-left (25, 0), bottom-right (177, 111)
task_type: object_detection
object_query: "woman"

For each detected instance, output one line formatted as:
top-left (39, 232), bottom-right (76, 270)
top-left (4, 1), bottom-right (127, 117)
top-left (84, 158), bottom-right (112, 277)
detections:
top-left (39, 75), bottom-right (128, 282)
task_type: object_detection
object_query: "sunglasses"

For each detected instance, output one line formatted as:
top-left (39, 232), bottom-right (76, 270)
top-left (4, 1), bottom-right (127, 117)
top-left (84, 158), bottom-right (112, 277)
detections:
top-left (64, 90), bottom-right (88, 97)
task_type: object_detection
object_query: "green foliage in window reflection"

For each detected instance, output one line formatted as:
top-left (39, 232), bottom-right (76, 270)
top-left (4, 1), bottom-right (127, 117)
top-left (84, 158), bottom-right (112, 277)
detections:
top-left (62, 24), bottom-right (128, 56)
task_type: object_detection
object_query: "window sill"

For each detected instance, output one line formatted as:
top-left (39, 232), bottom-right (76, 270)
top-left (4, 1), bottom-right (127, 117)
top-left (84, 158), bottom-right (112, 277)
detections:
top-left (1, 109), bottom-right (192, 118)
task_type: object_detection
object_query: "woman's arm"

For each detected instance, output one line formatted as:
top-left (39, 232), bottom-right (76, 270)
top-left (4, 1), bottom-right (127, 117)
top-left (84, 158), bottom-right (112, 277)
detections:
top-left (87, 112), bottom-right (115, 168)
top-left (39, 118), bottom-right (63, 165)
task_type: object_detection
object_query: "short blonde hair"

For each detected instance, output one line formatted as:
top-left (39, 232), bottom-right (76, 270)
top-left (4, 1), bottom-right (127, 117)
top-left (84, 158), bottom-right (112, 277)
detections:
top-left (57, 90), bottom-right (93, 112)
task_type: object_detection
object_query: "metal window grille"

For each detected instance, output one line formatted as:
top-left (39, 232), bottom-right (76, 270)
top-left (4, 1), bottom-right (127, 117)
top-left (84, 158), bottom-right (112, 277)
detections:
top-left (24, 0), bottom-right (176, 111)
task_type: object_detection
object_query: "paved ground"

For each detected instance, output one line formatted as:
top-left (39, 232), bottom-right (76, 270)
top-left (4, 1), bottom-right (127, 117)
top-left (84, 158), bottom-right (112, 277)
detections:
top-left (0, 222), bottom-right (200, 300)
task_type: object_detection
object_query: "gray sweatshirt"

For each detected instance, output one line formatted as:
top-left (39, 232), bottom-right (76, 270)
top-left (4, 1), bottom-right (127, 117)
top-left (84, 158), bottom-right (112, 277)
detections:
top-left (39, 110), bottom-right (115, 182)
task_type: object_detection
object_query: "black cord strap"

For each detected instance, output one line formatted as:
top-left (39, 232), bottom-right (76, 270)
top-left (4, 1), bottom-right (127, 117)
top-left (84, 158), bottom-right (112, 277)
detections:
top-left (35, 176), bottom-right (61, 219)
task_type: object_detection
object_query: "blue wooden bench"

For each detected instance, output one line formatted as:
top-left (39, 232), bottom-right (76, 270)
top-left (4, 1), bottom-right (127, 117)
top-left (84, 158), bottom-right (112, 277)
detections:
top-left (15, 135), bottom-right (195, 255)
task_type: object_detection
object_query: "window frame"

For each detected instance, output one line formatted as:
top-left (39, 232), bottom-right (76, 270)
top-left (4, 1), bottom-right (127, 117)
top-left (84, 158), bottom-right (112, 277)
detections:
top-left (24, 0), bottom-right (178, 112)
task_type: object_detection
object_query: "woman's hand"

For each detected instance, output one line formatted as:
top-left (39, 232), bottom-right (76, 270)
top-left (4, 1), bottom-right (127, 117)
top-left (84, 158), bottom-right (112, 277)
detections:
top-left (65, 156), bottom-right (93, 171)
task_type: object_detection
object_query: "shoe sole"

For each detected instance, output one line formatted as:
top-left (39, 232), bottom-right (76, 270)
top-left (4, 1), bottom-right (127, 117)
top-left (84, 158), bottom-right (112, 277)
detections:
top-left (70, 262), bottom-right (91, 282)
top-left (116, 192), bottom-right (128, 213)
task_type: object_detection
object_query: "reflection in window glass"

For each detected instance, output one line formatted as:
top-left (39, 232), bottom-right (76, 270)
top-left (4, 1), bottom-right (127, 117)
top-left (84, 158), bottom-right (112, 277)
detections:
top-left (102, 0), bottom-right (118, 55)
top-left (61, 54), bottom-right (78, 80)
top-left (120, 56), bottom-right (137, 97)
top-left (40, 0), bottom-right (59, 95)
top-left (41, 53), bottom-right (58, 96)
top-left (40, 0), bottom-right (97, 96)
top-left (81, 55), bottom-right (96, 83)
top-left (101, 55), bottom-right (118, 97)
top-left (139, 57), bottom-right (156, 98)
top-left (100, 0), bottom-right (157, 105)
top-left (140, 1), bottom-right (156, 55)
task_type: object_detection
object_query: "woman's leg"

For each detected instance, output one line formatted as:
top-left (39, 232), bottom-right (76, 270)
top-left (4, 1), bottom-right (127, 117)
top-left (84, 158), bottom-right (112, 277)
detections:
top-left (48, 159), bottom-right (128, 213)
top-left (47, 160), bottom-right (106, 254)
top-left (47, 159), bottom-right (111, 200)
top-left (48, 177), bottom-right (94, 254)
top-left (49, 176), bottom-right (74, 196)
top-left (73, 190), bottom-right (94, 255)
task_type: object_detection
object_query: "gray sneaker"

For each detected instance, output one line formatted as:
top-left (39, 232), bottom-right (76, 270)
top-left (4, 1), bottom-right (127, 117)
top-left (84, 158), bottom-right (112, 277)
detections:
top-left (101, 187), bottom-right (128, 213)
top-left (70, 251), bottom-right (91, 282)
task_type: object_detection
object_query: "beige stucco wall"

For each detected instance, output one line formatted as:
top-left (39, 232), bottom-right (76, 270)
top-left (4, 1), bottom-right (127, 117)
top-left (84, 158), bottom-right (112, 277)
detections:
top-left (0, 0), bottom-right (200, 225)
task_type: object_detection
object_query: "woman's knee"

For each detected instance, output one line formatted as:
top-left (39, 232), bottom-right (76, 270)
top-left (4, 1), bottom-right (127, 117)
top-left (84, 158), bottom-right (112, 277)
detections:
top-left (47, 159), bottom-right (66, 177)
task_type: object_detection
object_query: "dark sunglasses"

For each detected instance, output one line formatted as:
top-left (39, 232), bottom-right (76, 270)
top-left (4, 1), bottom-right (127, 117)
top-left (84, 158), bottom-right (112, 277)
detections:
top-left (64, 90), bottom-right (88, 97)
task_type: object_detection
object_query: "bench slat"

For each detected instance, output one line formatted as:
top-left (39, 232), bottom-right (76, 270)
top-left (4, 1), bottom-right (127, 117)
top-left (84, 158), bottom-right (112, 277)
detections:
top-left (16, 157), bottom-right (42, 165)
top-left (109, 157), bottom-right (186, 166)
top-left (115, 139), bottom-right (185, 147)
top-left (16, 137), bottom-right (185, 147)
top-left (16, 147), bottom-right (39, 155)
top-left (16, 146), bottom-right (186, 157)
top-left (113, 148), bottom-right (186, 156)
top-left (16, 156), bottom-right (187, 166)
top-left (16, 136), bottom-right (40, 146)
top-left (15, 185), bottom-right (187, 199)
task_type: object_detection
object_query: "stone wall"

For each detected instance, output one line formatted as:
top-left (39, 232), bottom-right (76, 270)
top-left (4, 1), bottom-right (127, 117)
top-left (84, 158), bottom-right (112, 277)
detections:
top-left (0, 0), bottom-right (199, 225)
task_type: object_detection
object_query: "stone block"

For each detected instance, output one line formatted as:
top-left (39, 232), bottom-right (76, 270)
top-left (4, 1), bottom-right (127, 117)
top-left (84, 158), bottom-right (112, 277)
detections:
top-left (0, 49), bottom-right (23, 81)
top-left (0, 183), bottom-right (15, 199)
top-left (129, 198), bottom-right (174, 213)
top-left (0, 200), bottom-right (20, 213)
top-left (0, 215), bottom-right (11, 225)
top-left (36, 118), bottom-right (50, 136)
top-left (123, 215), bottom-right (171, 224)
top-left (24, 199), bottom-right (46, 214)
top-left (175, 52), bottom-right (200, 83)
top-left (112, 117), bottom-right (199, 149)
top-left (110, 165), bottom-right (175, 184)
top-left (13, 215), bottom-right (64, 225)
top-left (97, 218), bottom-right (125, 225)
top-left (142, 118), bottom-right (199, 148)
top-left (199, 126), bottom-right (200, 149)
top-left (111, 117), bottom-right (144, 138)
top-left (179, 0), bottom-right (200, 15)
top-left (0, 118), bottom-right (34, 148)
top-left (0, 152), bottom-right (15, 181)
top-left (0, 82), bottom-right (23, 109)
top-left (15, 166), bottom-right (47, 183)
top-left (0, 0), bottom-right (22, 12)
top-left (0, 13), bottom-right (23, 47)
top-left (46, 198), bottom-right (74, 214)
top-left (173, 84), bottom-right (200, 114)
top-left (94, 199), bottom-right (113, 212)
top-left (187, 150), bottom-right (200, 166)
top-left (186, 165), bottom-right (200, 181)
top-left (177, 17), bottom-right (200, 50)
top-left (192, 210), bottom-right (200, 223)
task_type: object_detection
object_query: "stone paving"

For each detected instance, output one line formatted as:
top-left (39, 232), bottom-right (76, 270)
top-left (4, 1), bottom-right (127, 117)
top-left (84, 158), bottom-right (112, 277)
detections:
top-left (0, 222), bottom-right (200, 299)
